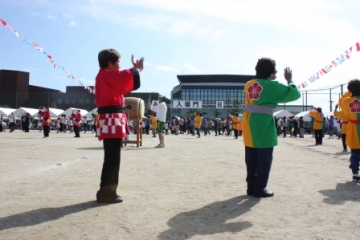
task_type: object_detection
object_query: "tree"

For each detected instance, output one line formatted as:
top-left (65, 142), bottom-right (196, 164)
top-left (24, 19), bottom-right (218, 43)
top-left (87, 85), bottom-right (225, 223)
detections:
top-left (213, 108), bottom-right (220, 118)
top-left (186, 108), bottom-right (201, 117)
top-left (50, 102), bottom-right (57, 109)
top-left (0, 105), bottom-right (10, 108)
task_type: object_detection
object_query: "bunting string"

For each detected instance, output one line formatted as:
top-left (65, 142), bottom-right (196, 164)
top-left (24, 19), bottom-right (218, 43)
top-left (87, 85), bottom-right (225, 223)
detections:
top-left (298, 42), bottom-right (360, 89)
top-left (0, 17), bottom-right (95, 94)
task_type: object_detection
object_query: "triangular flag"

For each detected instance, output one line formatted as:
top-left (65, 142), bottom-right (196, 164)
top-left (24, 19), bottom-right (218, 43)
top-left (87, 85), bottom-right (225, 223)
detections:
top-left (0, 18), bottom-right (7, 26)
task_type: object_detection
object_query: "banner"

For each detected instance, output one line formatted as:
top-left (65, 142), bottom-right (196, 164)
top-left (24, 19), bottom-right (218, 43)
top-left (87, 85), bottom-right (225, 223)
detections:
top-left (298, 42), bottom-right (360, 89)
top-left (216, 101), bottom-right (224, 108)
top-left (172, 100), bottom-right (202, 109)
top-left (151, 100), bottom-right (159, 111)
top-left (0, 17), bottom-right (95, 94)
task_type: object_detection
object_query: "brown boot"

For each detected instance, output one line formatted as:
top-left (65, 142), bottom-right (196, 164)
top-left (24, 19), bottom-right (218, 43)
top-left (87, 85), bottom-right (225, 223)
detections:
top-left (96, 186), bottom-right (123, 204)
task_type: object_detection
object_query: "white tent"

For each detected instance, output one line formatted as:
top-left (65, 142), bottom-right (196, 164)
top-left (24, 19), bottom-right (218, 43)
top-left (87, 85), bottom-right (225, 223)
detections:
top-left (322, 111), bottom-right (334, 118)
top-left (48, 108), bottom-right (64, 118)
top-left (12, 107), bottom-right (40, 118)
top-left (61, 107), bottom-right (89, 117)
top-left (273, 109), bottom-right (294, 118)
top-left (0, 107), bottom-right (16, 118)
top-left (295, 111), bottom-right (311, 121)
top-left (85, 107), bottom-right (98, 119)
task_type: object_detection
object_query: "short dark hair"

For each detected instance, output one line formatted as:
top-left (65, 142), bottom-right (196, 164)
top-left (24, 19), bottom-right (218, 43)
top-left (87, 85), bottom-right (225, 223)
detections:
top-left (316, 107), bottom-right (322, 113)
top-left (98, 49), bottom-right (121, 68)
top-left (255, 58), bottom-right (276, 79)
top-left (347, 79), bottom-right (360, 96)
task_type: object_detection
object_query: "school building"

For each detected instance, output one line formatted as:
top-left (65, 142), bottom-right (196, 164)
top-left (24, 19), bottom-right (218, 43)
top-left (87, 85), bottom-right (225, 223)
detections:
top-left (170, 74), bottom-right (312, 118)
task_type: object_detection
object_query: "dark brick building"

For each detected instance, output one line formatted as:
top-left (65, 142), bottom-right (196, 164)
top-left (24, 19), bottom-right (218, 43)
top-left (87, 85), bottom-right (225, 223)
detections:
top-left (0, 69), bottom-right (161, 111)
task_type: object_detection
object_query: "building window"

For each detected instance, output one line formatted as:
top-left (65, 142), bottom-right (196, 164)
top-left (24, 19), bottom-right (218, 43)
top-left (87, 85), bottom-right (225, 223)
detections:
top-left (71, 99), bottom-right (76, 104)
top-left (57, 99), bottom-right (62, 104)
top-left (79, 99), bottom-right (83, 104)
top-left (85, 99), bottom-right (90, 104)
top-left (65, 99), bottom-right (70, 104)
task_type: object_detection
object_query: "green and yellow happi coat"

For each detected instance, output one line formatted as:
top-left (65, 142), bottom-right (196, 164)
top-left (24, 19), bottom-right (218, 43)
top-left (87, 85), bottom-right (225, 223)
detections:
top-left (243, 79), bottom-right (300, 148)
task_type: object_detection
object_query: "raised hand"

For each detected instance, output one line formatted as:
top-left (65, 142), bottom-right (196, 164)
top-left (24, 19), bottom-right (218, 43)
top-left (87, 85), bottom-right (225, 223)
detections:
top-left (131, 55), bottom-right (145, 72)
top-left (284, 67), bottom-right (293, 84)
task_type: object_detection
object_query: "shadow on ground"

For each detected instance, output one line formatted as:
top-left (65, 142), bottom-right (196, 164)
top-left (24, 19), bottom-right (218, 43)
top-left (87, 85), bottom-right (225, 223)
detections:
top-left (0, 201), bottom-right (101, 231)
top-left (319, 182), bottom-right (360, 205)
top-left (158, 195), bottom-right (260, 240)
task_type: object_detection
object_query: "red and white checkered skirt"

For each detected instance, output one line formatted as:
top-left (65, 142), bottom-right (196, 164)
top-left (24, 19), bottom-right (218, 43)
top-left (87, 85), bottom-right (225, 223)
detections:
top-left (96, 113), bottom-right (129, 141)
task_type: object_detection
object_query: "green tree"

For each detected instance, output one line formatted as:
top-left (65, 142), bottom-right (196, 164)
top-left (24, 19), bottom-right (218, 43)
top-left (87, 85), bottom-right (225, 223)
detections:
top-left (213, 108), bottom-right (220, 118)
top-left (50, 102), bottom-right (57, 109)
top-left (186, 108), bottom-right (201, 117)
top-left (0, 105), bottom-right (10, 108)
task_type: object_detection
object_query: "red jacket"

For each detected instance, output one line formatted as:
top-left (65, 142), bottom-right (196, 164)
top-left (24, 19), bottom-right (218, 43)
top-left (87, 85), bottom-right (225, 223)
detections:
top-left (71, 113), bottom-right (82, 127)
top-left (39, 110), bottom-right (51, 126)
top-left (94, 68), bottom-right (140, 140)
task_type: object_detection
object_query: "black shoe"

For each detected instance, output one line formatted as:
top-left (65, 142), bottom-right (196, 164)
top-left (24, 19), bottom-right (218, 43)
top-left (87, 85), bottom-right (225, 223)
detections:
top-left (253, 189), bottom-right (274, 198)
top-left (96, 191), bottom-right (123, 203)
top-left (247, 190), bottom-right (253, 196)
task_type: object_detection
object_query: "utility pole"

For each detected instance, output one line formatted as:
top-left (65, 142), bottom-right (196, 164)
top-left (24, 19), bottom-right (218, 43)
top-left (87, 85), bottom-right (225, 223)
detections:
top-left (329, 88), bottom-right (332, 112)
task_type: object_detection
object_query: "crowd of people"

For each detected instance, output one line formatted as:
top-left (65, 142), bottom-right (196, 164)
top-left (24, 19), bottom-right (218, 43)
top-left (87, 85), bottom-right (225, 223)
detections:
top-left (136, 113), bottom-right (242, 139)
top-left (0, 109), bottom-right (98, 137)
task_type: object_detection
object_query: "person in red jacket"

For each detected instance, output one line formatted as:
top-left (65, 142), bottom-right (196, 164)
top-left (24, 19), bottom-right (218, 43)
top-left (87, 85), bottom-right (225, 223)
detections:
top-left (71, 109), bottom-right (82, 138)
top-left (95, 48), bottom-right (144, 203)
top-left (38, 106), bottom-right (50, 138)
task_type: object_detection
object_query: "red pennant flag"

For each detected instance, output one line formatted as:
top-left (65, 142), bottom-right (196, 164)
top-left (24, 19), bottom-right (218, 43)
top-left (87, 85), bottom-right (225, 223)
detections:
top-left (356, 42), bottom-right (360, 52)
top-left (0, 18), bottom-right (6, 26)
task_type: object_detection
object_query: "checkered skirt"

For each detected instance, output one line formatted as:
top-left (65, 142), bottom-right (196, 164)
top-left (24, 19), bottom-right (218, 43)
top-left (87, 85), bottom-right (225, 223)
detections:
top-left (96, 113), bottom-right (129, 141)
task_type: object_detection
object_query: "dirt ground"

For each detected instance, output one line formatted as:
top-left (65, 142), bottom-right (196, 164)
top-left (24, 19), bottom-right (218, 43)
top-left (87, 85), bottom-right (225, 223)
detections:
top-left (0, 130), bottom-right (359, 240)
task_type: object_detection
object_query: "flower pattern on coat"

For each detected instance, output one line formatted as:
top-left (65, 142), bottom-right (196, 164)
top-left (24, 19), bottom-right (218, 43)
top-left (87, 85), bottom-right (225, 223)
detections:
top-left (248, 82), bottom-right (263, 100)
top-left (349, 99), bottom-right (360, 113)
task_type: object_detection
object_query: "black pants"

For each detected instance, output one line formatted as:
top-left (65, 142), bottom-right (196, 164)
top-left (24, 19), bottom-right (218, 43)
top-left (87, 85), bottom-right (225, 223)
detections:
top-left (100, 138), bottom-right (122, 188)
top-left (293, 127), bottom-right (298, 137)
top-left (43, 126), bottom-right (49, 137)
top-left (234, 129), bottom-right (238, 138)
top-left (93, 124), bottom-right (97, 136)
top-left (342, 134), bottom-right (347, 150)
top-left (74, 126), bottom-right (80, 137)
top-left (145, 126), bottom-right (150, 134)
top-left (315, 129), bottom-right (322, 144)
top-left (60, 123), bottom-right (63, 132)
top-left (24, 124), bottom-right (29, 132)
top-left (245, 146), bottom-right (274, 193)
top-left (283, 127), bottom-right (287, 137)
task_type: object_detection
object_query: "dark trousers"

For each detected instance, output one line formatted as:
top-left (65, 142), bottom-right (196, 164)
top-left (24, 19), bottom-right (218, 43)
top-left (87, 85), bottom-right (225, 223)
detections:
top-left (315, 129), bottom-right (322, 144)
top-left (293, 127), bottom-right (298, 137)
top-left (350, 149), bottom-right (360, 174)
top-left (93, 124), bottom-right (97, 136)
top-left (283, 127), bottom-right (287, 137)
top-left (145, 126), bottom-right (150, 134)
top-left (24, 124), bottom-right (29, 132)
top-left (43, 126), bottom-right (49, 137)
top-left (234, 129), bottom-right (238, 138)
top-left (225, 126), bottom-right (230, 136)
top-left (74, 126), bottom-right (80, 137)
top-left (245, 146), bottom-right (274, 193)
top-left (342, 134), bottom-right (347, 150)
top-left (60, 123), bottom-right (63, 132)
top-left (100, 138), bottom-right (122, 188)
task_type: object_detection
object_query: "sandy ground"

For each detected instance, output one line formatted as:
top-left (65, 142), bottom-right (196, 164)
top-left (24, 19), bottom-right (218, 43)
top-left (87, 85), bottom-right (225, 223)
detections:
top-left (0, 129), bottom-right (359, 240)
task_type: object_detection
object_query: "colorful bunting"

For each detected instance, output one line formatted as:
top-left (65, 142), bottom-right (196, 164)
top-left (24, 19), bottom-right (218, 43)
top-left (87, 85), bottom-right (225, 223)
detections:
top-left (298, 42), bottom-right (360, 89)
top-left (0, 17), bottom-right (95, 94)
